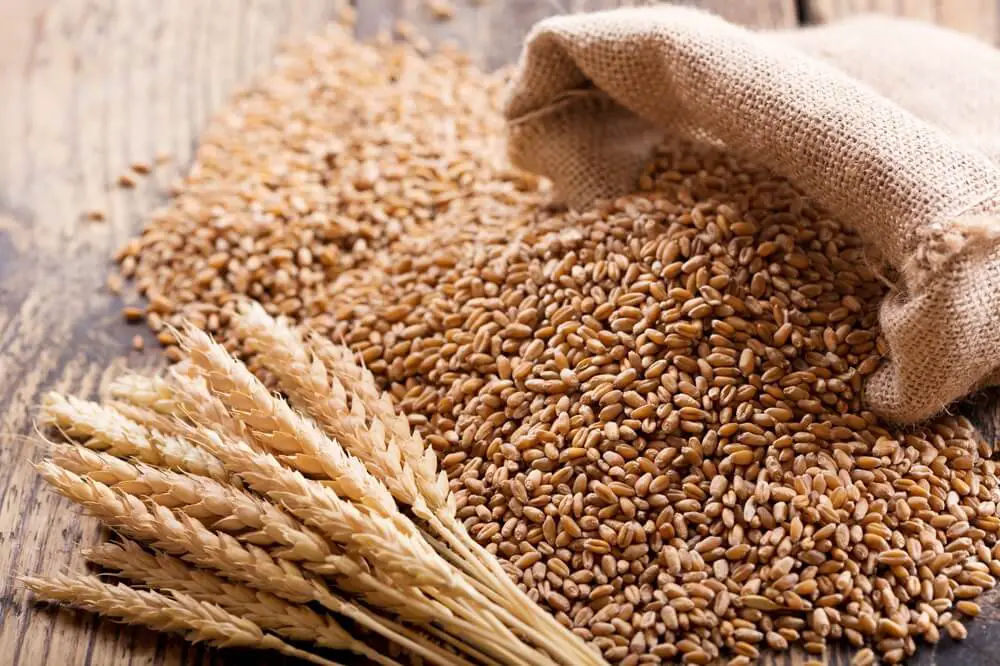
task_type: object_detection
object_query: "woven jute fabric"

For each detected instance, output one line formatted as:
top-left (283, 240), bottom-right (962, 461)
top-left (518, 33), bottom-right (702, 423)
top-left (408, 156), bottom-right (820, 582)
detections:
top-left (504, 7), bottom-right (1000, 424)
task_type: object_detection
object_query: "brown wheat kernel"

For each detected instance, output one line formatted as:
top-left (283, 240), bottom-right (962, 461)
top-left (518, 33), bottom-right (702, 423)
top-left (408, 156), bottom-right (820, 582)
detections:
top-left (106, 273), bottom-right (123, 294)
top-left (117, 174), bottom-right (136, 188)
top-left (131, 335), bottom-right (144, 351)
top-left (956, 600), bottom-right (980, 617)
top-left (851, 648), bottom-right (876, 666)
top-left (121, 306), bottom-right (144, 323)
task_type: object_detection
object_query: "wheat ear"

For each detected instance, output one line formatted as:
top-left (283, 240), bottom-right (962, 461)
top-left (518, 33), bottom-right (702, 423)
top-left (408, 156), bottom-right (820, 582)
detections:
top-left (310, 331), bottom-right (601, 666)
top-left (86, 540), bottom-right (400, 666)
top-left (156, 423), bottom-right (460, 628)
top-left (35, 463), bottom-right (463, 666)
top-left (55, 441), bottom-right (448, 629)
top-left (308, 327), bottom-right (451, 512)
top-left (236, 303), bottom-right (427, 509)
top-left (188, 427), bottom-right (461, 592)
top-left (40, 392), bottom-right (227, 482)
top-left (51, 444), bottom-right (327, 556)
top-left (107, 373), bottom-right (177, 414)
top-left (238, 310), bottom-right (494, 583)
top-left (110, 371), bottom-right (251, 445)
top-left (22, 574), bottom-right (343, 666)
top-left (179, 325), bottom-right (398, 516)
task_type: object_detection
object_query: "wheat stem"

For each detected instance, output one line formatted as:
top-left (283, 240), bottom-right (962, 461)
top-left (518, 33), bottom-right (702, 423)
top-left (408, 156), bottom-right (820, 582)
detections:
top-left (22, 574), bottom-right (344, 666)
top-left (423, 625), bottom-right (506, 666)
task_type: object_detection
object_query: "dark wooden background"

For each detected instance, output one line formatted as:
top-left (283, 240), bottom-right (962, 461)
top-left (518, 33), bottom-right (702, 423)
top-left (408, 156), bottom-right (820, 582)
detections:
top-left (3, 1), bottom-right (1000, 665)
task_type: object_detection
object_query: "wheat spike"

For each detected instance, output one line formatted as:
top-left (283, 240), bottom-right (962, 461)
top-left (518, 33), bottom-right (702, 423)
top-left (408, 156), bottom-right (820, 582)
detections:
top-left (281, 319), bottom-right (601, 666)
top-left (73, 421), bottom-right (453, 630)
top-left (232, 308), bottom-right (597, 666)
top-left (107, 373), bottom-right (177, 415)
top-left (86, 539), bottom-right (402, 665)
top-left (40, 392), bottom-right (227, 482)
top-left (111, 370), bottom-right (251, 445)
top-left (34, 463), bottom-right (462, 666)
top-left (109, 401), bottom-right (192, 439)
top-left (88, 541), bottom-right (463, 666)
top-left (308, 327), bottom-right (452, 514)
top-left (237, 304), bottom-right (428, 512)
top-left (51, 444), bottom-right (327, 557)
top-left (23, 574), bottom-right (344, 666)
top-left (179, 325), bottom-right (397, 516)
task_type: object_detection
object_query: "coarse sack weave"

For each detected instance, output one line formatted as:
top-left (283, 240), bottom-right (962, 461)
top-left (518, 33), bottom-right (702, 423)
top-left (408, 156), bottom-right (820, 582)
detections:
top-left (504, 7), bottom-right (1000, 424)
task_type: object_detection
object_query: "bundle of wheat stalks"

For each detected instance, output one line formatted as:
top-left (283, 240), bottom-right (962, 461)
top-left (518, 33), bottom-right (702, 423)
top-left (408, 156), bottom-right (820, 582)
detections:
top-left (26, 303), bottom-right (605, 666)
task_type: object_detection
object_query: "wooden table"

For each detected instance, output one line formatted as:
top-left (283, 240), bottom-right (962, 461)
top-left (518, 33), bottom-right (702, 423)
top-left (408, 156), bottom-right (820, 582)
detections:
top-left (3, 1), bottom-right (1000, 664)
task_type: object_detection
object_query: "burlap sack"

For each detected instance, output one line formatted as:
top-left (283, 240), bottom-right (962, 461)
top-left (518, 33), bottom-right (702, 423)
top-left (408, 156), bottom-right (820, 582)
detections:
top-left (504, 7), bottom-right (1000, 424)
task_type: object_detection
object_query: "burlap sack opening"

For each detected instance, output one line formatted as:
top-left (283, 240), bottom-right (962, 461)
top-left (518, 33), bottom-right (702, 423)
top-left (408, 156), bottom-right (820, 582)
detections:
top-left (503, 7), bottom-right (1000, 424)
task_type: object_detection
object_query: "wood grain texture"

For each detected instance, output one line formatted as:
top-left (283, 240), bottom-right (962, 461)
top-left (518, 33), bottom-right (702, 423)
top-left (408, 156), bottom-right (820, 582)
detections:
top-left (0, 2), bottom-right (343, 665)
top-left (354, 0), bottom-right (796, 69)
top-left (806, 0), bottom-right (1000, 43)
top-left (2, 1), bottom-right (999, 665)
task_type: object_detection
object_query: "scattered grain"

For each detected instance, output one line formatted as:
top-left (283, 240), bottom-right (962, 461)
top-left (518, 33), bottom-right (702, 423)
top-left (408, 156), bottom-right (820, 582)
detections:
top-left (426, 0), bottom-right (455, 20)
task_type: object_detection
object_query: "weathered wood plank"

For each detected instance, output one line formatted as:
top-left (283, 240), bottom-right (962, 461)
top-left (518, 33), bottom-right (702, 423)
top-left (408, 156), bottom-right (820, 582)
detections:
top-left (806, 0), bottom-right (1000, 44)
top-left (0, 2), bottom-right (343, 665)
top-left (355, 0), bottom-right (797, 69)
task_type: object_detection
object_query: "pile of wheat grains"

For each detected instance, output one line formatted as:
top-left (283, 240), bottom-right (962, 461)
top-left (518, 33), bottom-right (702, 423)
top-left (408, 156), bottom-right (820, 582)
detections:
top-left (113, 20), bottom-right (1000, 666)
top-left (116, 21), bottom-right (544, 359)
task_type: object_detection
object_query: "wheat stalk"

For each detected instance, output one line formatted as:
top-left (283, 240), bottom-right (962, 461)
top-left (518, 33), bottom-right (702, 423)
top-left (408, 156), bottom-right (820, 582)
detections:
top-left (40, 393), bottom-right (227, 482)
top-left (22, 574), bottom-right (344, 666)
top-left (239, 307), bottom-right (602, 666)
top-left (35, 462), bottom-right (463, 666)
top-left (86, 540), bottom-right (401, 666)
